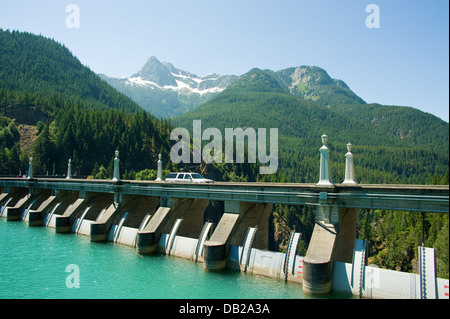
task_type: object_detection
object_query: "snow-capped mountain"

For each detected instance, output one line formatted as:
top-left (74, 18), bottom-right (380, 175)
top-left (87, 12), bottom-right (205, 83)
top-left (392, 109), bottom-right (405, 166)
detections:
top-left (99, 56), bottom-right (366, 118)
top-left (99, 56), bottom-right (237, 118)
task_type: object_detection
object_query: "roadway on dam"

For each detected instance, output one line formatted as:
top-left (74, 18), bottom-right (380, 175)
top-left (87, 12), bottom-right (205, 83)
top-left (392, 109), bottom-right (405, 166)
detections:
top-left (1, 177), bottom-right (448, 213)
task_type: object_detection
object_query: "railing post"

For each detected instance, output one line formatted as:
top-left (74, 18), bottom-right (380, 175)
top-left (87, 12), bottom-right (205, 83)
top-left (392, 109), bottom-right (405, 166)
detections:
top-left (27, 157), bottom-right (33, 180)
top-left (156, 154), bottom-right (163, 181)
top-left (342, 142), bottom-right (357, 185)
top-left (112, 150), bottom-right (120, 182)
top-left (66, 158), bottom-right (72, 179)
top-left (317, 133), bottom-right (334, 187)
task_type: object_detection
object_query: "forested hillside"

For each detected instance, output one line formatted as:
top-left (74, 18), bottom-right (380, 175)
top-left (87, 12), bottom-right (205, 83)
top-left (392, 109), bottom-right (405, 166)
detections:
top-left (268, 65), bottom-right (367, 107)
top-left (0, 29), bottom-right (171, 177)
top-left (0, 29), bottom-right (141, 114)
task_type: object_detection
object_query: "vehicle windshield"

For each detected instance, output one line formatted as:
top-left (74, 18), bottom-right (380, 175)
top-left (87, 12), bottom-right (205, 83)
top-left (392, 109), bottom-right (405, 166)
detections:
top-left (191, 174), bottom-right (205, 179)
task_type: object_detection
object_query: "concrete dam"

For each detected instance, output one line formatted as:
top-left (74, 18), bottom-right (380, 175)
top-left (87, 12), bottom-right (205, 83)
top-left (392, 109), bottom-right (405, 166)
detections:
top-left (1, 177), bottom-right (449, 299)
top-left (1, 143), bottom-right (449, 298)
top-left (0, 185), bottom-right (301, 281)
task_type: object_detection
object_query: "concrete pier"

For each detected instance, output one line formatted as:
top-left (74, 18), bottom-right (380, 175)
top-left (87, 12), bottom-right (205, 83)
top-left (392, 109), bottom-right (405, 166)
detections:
top-left (203, 212), bottom-right (239, 271)
top-left (203, 201), bottom-right (273, 272)
top-left (136, 206), bottom-right (172, 254)
top-left (55, 197), bottom-right (85, 232)
top-left (229, 202), bottom-right (273, 250)
top-left (334, 207), bottom-right (359, 263)
top-left (136, 198), bottom-right (209, 254)
top-left (302, 222), bottom-right (337, 295)
top-left (302, 206), bottom-right (359, 295)
top-left (1, 189), bottom-right (30, 220)
top-left (28, 193), bottom-right (57, 226)
top-left (70, 193), bottom-right (114, 236)
top-left (160, 198), bottom-right (209, 239)
top-left (107, 195), bottom-right (159, 246)
top-left (90, 194), bottom-right (160, 242)
top-left (90, 203), bottom-right (119, 242)
top-left (37, 191), bottom-right (78, 227)
top-left (109, 195), bottom-right (159, 229)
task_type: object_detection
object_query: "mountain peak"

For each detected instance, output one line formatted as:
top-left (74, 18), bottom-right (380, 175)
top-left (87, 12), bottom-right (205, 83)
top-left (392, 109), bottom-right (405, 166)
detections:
top-left (225, 68), bottom-right (288, 94)
top-left (131, 56), bottom-right (177, 86)
top-left (272, 66), bottom-right (366, 106)
top-left (102, 56), bottom-right (238, 117)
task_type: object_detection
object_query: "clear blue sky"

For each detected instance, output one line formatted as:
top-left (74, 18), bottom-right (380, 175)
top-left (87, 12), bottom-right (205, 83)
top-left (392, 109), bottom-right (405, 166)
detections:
top-left (1, 0), bottom-right (448, 121)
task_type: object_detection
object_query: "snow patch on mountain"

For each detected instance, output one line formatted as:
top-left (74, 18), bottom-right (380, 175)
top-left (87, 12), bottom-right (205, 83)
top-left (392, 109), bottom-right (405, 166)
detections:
top-left (125, 73), bottom-right (229, 95)
top-left (122, 56), bottom-right (236, 95)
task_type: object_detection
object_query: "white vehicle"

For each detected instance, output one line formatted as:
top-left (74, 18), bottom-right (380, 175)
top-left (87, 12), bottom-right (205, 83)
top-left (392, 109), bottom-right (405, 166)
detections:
top-left (165, 172), bottom-right (214, 183)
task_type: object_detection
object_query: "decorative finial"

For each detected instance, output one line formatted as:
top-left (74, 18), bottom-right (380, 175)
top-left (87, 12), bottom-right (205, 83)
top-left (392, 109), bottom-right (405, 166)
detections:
top-left (321, 133), bottom-right (328, 146)
top-left (156, 154), bottom-right (163, 181)
top-left (27, 157), bottom-right (33, 179)
top-left (317, 133), bottom-right (333, 186)
top-left (112, 150), bottom-right (121, 182)
top-left (343, 142), bottom-right (357, 185)
top-left (66, 158), bottom-right (72, 179)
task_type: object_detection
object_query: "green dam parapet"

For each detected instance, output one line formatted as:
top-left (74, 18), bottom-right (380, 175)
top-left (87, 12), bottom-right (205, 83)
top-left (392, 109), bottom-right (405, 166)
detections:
top-left (0, 178), bottom-right (448, 213)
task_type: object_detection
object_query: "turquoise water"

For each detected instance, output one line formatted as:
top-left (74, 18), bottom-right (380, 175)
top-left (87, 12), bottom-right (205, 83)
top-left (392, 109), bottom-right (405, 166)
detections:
top-left (0, 218), bottom-right (347, 299)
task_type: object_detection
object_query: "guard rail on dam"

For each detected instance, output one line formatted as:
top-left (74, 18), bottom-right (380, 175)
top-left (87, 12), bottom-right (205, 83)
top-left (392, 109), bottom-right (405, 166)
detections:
top-left (0, 142), bottom-right (449, 298)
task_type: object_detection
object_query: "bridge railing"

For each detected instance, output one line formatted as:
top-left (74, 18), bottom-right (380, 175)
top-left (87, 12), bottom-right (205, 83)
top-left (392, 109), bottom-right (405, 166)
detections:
top-left (0, 177), bottom-right (448, 214)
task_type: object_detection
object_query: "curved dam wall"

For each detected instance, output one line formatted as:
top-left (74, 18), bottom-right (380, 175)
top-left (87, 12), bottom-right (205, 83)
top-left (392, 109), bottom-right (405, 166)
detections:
top-left (0, 187), bottom-right (301, 284)
top-left (1, 185), bottom-right (448, 299)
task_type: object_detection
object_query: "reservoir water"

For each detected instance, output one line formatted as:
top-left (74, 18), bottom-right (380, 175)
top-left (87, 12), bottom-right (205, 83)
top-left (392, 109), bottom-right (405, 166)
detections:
top-left (0, 218), bottom-right (349, 299)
